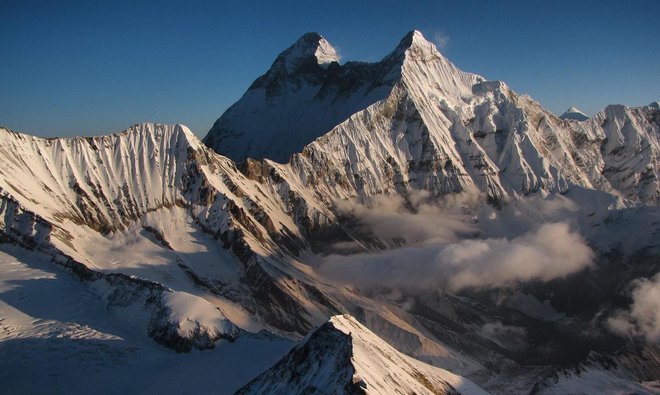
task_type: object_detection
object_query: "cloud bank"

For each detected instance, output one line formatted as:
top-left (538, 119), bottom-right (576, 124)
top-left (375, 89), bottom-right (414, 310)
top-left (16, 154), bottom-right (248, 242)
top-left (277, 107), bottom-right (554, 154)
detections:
top-left (608, 273), bottom-right (660, 343)
top-left (320, 192), bottom-right (593, 292)
top-left (341, 191), bottom-right (477, 246)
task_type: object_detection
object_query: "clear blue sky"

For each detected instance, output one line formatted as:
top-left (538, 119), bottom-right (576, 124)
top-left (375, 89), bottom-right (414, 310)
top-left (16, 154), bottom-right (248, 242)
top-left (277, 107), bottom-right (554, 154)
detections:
top-left (1, 0), bottom-right (658, 138)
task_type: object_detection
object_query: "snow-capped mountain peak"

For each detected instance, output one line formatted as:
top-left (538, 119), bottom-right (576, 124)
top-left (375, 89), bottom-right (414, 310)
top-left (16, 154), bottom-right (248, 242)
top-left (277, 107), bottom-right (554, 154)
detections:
top-left (203, 29), bottom-right (483, 163)
top-left (312, 36), bottom-right (340, 67)
top-left (237, 314), bottom-right (488, 395)
top-left (560, 106), bottom-right (589, 121)
top-left (392, 29), bottom-right (442, 60)
top-left (274, 32), bottom-right (339, 73)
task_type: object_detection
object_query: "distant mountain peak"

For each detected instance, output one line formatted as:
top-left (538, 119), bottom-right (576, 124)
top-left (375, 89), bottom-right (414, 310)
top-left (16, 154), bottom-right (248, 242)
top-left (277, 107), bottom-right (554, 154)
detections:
top-left (401, 30), bottom-right (431, 47)
top-left (560, 106), bottom-right (589, 121)
top-left (392, 29), bottom-right (442, 61)
top-left (398, 30), bottom-right (426, 45)
top-left (275, 32), bottom-right (339, 73)
top-left (204, 29), bottom-right (483, 163)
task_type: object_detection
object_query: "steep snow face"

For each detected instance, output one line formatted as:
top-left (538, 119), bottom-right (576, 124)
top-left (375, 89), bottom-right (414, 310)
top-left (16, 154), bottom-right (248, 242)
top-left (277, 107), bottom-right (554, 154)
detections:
top-left (279, 58), bottom-right (658, 204)
top-left (207, 30), bottom-right (659, 204)
top-left (275, 32), bottom-right (339, 73)
top-left (203, 30), bottom-right (474, 163)
top-left (0, 123), bottom-right (201, 234)
top-left (397, 30), bottom-right (483, 103)
top-left (0, 123), bottom-right (342, 344)
top-left (284, 85), bottom-right (478, 199)
top-left (590, 105), bottom-right (660, 203)
top-left (0, 121), bottom-right (307, 268)
top-left (237, 314), bottom-right (488, 395)
top-left (560, 106), bottom-right (589, 121)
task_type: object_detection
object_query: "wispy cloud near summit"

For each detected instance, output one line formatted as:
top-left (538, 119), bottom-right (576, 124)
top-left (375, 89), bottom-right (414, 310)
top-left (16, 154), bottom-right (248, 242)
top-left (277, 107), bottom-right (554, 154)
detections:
top-left (432, 31), bottom-right (450, 50)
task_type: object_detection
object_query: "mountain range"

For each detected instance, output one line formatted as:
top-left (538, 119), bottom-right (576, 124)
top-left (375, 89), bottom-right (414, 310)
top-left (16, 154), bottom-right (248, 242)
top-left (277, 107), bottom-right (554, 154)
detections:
top-left (1, 30), bottom-right (658, 394)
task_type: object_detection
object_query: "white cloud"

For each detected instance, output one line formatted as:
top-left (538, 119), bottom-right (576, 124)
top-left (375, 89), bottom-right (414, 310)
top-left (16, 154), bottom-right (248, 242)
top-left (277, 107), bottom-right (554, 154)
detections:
top-left (320, 192), bottom-right (593, 293)
top-left (443, 222), bottom-right (593, 290)
top-left (341, 191), bottom-right (477, 246)
top-left (608, 273), bottom-right (660, 343)
top-left (318, 221), bottom-right (593, 292)
top-left (433, 32), bottom-right (450, 50)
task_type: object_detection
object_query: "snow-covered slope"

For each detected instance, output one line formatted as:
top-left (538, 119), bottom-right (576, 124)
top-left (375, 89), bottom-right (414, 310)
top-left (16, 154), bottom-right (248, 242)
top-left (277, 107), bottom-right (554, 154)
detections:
top-left (204, 31), bottom-right (482, 163)
top-left (209, 30), bottom-right (659, 204)
top-left (295, 44), bottom-right (658, 203)
top-left (0, 244), bottom-right (294, 394)
top-left (0, 123), bottom-right (204, 234)
top-left (237, 314), bottom-right (488, 395)
top-left (0, 122), bottom-right (342, 344)
top-left (559, 106), bottom-right (589, 121)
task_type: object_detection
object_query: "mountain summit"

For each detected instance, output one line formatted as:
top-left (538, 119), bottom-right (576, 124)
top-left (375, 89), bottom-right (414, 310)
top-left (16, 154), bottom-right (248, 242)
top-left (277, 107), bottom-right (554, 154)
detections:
top-left (203, 30), bottom-right (478, 163)
top-left (560, 106), bottom-right (589, 121)
top-left (393, 30), bottom-right (438, 55)
top-left (273, 32), bottom-right (339, 73)
top-left (205, 30), bottom-right (658, 204)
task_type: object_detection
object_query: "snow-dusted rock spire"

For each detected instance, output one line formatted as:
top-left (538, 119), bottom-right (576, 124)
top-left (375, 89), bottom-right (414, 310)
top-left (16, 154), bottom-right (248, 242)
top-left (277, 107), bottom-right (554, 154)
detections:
top-left (390, 29), bottom-right (442, 60)
top-left (236, 315), bottom-right (488, 395)
top-left (560, 106), bottom-right (589, 121)
top-left (273, 32), bottom-right (339, 73)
